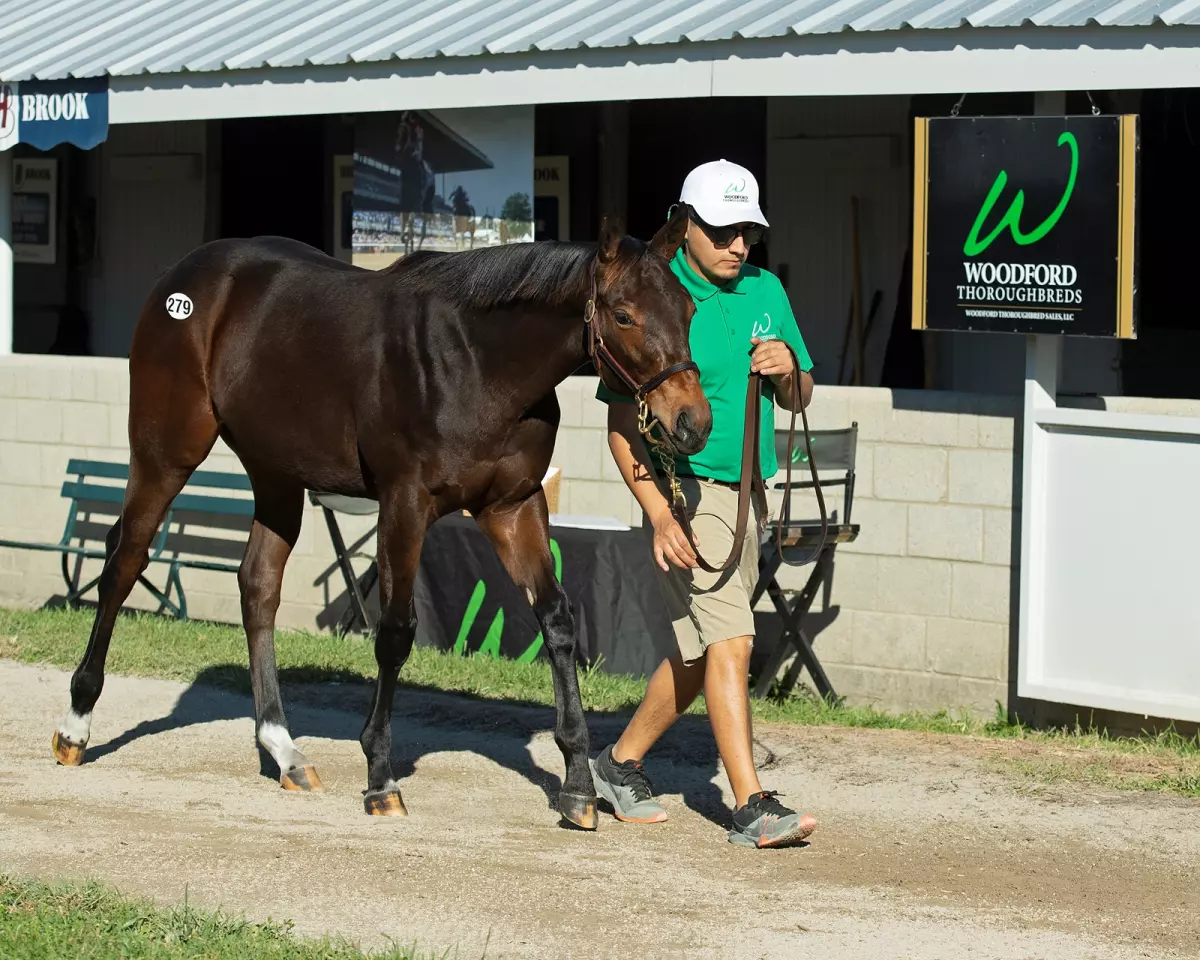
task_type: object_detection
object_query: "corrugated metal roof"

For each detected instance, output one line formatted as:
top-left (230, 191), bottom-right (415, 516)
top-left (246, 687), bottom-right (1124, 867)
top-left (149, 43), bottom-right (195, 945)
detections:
top-left (2, 0), bottom-right (1198, 81)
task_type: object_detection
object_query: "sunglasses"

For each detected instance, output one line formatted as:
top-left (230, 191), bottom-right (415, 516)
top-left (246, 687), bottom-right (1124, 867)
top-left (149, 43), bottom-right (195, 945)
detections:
top-left (690, 211), bottom-right (765, 249)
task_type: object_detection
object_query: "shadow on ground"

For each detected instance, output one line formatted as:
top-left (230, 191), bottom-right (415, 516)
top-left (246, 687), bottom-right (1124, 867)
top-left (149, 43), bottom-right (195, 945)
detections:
top-left (81, 663), bottom-right (742, 829)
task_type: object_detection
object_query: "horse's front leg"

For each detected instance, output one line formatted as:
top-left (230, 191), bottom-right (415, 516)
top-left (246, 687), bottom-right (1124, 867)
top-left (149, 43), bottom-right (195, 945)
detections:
top-left (359, 487), bottom-right (429, 817)
top-left (476, 493), bottom-right (597, 830)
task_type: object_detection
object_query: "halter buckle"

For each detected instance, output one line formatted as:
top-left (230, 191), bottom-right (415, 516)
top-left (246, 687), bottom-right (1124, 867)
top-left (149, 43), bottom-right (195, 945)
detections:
top-left (583, 298), bottom-right (596, 323)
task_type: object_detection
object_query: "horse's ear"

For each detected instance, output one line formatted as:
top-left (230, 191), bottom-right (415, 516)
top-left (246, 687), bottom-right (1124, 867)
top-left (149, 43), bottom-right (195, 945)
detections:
top-left (598, 214), bottom-right (625, 263)
top-left (650, 203), bottom-right (689, 260)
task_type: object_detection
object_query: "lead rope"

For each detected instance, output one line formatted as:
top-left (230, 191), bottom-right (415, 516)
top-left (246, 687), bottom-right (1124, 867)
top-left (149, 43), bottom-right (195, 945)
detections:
top-left (582, 259), bottom-right (824, 573)
top-left (778, 369), bottom-right (828, 568)
top-left (638, 341), bottom-right (827, 572)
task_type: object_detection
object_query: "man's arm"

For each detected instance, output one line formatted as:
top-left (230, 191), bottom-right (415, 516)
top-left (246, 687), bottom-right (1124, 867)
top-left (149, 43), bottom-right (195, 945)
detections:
top-left (607, 403), bottom-right (698, 570)
top-left (769, 368), bottom-right (814, 413)
top-left (759, 275), bottom-right (815, 412)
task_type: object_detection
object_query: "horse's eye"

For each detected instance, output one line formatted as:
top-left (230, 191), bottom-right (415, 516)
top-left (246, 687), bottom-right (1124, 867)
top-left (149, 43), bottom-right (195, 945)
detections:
top-left (614, 310), bottom-right (633, 328)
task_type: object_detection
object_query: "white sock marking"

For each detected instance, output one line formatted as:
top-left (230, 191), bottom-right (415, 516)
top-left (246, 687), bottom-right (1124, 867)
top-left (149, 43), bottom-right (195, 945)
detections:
top-left (58, 709), bottom-right (92, 744)
top-left (258, 721), bottom-right (305, 771)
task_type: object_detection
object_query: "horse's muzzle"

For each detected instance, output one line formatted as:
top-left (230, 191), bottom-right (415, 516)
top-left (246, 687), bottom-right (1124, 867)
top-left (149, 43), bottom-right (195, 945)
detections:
top-left (671, 407), bottom-right (712, 457)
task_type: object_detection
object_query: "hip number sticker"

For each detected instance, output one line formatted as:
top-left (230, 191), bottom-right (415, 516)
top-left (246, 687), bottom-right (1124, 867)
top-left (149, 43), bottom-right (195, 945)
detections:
top-left (165, 293), bottom-right (193, 320)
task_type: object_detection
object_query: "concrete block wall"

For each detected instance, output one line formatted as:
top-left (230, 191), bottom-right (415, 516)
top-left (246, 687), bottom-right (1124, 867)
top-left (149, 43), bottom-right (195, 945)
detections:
top-left (0, 355), bottom-right (378, 630)
top-left (2, 354), bottom-right (1032, 715)
top-left (552, 377), bottom-right (1023, 716)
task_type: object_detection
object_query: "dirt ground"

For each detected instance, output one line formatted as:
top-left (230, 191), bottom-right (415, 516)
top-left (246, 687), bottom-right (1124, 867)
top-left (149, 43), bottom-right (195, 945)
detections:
top-left (1, 660), bottom-right (1196, 960)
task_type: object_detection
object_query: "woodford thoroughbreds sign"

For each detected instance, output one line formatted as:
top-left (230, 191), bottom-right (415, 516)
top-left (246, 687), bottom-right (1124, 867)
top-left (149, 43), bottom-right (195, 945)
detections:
top-left (911, 114), bottom-right (1139, 339)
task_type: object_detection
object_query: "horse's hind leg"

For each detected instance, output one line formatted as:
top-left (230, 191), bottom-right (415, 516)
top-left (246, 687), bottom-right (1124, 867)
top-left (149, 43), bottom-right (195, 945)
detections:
top-left (359, 488), bottom-right (429, 816)
top-left (53, 362), bottom-right (218, 766)
top-left (52, 456), bottom-right (212, 765)
top-left (476, 493), bottom-right (597, 830)
top-left (237, 473), bottom-right (318, 791)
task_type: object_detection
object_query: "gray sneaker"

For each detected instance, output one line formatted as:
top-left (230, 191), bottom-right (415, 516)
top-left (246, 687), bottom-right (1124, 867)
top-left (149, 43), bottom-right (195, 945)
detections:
top-left (728, 790), bottom-right (816, 848)
top-left (589, 744), bottom-right (668, 823)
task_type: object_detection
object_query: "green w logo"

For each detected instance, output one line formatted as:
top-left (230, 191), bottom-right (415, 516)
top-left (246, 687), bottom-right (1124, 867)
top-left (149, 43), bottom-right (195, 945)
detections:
top-left (963, 131), bottom-right (1079, 256)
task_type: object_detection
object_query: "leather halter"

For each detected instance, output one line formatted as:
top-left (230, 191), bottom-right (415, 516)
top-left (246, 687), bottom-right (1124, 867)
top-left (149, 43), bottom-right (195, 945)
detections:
top-left (582, 258), bottom-right (827, 575)
top-left (583, 269), bottom-right (700, 404)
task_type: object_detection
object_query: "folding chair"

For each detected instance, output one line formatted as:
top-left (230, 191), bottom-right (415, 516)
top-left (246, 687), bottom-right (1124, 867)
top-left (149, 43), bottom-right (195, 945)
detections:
top-left (308, 491), bottom-right (381, 633)
top-left (751, 422), bottom-right (861, 700)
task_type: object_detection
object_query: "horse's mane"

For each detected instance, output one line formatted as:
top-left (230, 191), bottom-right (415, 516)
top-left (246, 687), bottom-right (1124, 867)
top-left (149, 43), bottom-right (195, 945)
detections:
top-left (385, 241), bottom-right (602, 311)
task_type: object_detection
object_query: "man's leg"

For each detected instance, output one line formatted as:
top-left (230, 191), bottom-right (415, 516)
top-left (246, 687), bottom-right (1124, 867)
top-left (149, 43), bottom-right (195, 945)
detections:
top-left (715, 638), bottom-right (820, 849)
top-left (590, 652), bottom-right (704, 823)
top-left (703, 634), bottom-right (760, 808)
top-left (612, 651), bottom-right (705, 763)
top-left (706, 631), bottom-right (818, 848)
top-left (695, 484), bottom-right (817, 848)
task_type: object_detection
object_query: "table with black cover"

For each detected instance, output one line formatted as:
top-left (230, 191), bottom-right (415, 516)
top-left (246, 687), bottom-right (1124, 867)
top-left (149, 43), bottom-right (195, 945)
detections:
top-left (317, 506), bottom-right (678, 680)
top-left (413, 514), bottom-right (677, 679)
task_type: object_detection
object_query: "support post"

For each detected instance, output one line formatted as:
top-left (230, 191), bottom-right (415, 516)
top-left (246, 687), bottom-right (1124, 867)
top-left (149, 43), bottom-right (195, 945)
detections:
top-left (597, 101), bottom-right (629, 226)
top-left (1017, 90), bottom-right (1066, 699)
top-left (0, 149), bottom-right (12, 356)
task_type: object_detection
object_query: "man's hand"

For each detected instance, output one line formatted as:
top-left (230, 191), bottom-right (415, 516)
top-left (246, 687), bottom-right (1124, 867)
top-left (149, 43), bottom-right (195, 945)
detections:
top-left (651, 506), bottom-right (698, 571)
top-left (749, 336), bottom-right (795, 378)
top-left (750, 336), bottom-right (811, 410)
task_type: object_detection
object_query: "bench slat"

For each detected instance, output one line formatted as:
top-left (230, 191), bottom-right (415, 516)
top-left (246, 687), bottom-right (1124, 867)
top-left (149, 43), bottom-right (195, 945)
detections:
top-left (66, 459), bottom-right (128, 480)
top-left (0, 538), bottom-right (78, 553)
top-left (171, 491), bottom-right (255, 517)
top-left (0, 537), bottom-right (241, 572)
top-left (60, 481), bottom-right (255, 518)
top-left (65, 459), bottom-right (252, 491)
top-left (60, 481), bottom-right (124, 505)
top-left (187, 469), bottom-right (253, 491)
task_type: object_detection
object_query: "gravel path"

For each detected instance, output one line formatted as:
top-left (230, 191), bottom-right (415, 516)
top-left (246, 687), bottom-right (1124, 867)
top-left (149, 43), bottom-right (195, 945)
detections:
top-left (1, 660), bottom-right (1196, 959)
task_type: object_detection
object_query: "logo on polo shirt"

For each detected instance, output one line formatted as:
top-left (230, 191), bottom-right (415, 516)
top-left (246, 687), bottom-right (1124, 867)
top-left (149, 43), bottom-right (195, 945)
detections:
top-left (752, 313), bottom-right (777, 340)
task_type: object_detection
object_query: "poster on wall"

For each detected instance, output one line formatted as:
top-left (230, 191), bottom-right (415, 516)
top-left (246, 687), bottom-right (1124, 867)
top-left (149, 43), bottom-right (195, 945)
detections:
top-left (12, 156), bottom-right (57, 265)
top-left (351, 106), bottom-right (534, 271)
top-left (911, 114), bottom-right (1138, 339)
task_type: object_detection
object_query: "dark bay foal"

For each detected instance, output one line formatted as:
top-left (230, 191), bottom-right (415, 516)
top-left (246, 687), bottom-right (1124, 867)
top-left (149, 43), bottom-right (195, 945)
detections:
top-left (49, 210), bottom-right (711, 829)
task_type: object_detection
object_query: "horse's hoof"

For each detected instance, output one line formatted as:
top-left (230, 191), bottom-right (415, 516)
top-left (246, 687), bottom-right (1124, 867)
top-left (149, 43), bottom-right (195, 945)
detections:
top-left (280, 764), bottom-right (324, 792)
top-left (52, 731), bottom-right (85, 767)
top-left (364, 789), bottom-right (408, 817)
top-left (559, 791), bottom-right (598, 830)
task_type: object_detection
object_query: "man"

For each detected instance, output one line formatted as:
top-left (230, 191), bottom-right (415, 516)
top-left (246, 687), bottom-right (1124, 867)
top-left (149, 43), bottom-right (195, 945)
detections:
top-left (590, 159), bottom-right (817, 849)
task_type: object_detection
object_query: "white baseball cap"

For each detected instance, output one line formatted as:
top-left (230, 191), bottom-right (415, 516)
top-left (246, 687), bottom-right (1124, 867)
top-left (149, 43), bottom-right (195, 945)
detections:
top-left (679, 159), bottom-right (768, 228)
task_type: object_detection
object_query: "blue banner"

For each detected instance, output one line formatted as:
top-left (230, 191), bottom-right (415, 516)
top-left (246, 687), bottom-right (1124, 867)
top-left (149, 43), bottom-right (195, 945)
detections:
top-left (0, 76), bottom-right (108, 152)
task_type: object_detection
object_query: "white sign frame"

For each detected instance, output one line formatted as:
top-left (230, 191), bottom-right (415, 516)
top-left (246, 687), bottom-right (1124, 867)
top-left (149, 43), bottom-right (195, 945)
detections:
top-left (1017, 337), bottom-right (1200, 722)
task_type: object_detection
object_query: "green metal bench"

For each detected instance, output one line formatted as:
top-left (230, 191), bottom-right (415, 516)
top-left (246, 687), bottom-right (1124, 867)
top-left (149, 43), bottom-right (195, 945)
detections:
top-left (0, 458), bottom-right (254, 620)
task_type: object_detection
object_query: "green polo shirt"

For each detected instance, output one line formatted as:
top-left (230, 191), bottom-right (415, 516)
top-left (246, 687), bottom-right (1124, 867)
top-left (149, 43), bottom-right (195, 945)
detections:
top-left (596, 247), bottom-right (813, 484)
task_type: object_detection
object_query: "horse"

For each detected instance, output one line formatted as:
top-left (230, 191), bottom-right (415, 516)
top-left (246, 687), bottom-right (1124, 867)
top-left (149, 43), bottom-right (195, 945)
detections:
top-left (49, 207), bottom-right (711, 830)
top-left (450, 186), bottom-right (476, 250)
top-left (395, 117), bottom-right (435, 255)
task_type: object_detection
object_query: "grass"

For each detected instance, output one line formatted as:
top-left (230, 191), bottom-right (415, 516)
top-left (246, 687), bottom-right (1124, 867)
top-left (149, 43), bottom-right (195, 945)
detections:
top-left (1000, 755), bottom-right (1200, 798)
top-left (2, 605), bottom-right (1199, 796)
top-left (0, 874), bottom-right (451, 960)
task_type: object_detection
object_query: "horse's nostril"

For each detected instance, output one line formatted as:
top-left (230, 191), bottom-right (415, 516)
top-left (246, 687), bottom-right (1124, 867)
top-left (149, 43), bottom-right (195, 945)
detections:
top-left (675, 410), bottom-right (691, 437)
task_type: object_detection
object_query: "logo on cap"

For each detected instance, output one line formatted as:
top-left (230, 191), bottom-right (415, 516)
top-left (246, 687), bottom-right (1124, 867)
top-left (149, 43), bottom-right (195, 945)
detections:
top-left (724, 178), bottom-right (748, 201)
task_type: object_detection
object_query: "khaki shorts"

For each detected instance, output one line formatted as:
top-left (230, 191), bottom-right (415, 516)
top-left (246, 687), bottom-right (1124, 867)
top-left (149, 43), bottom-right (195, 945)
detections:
top-left (640, 476), bottom-right (764, 664)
